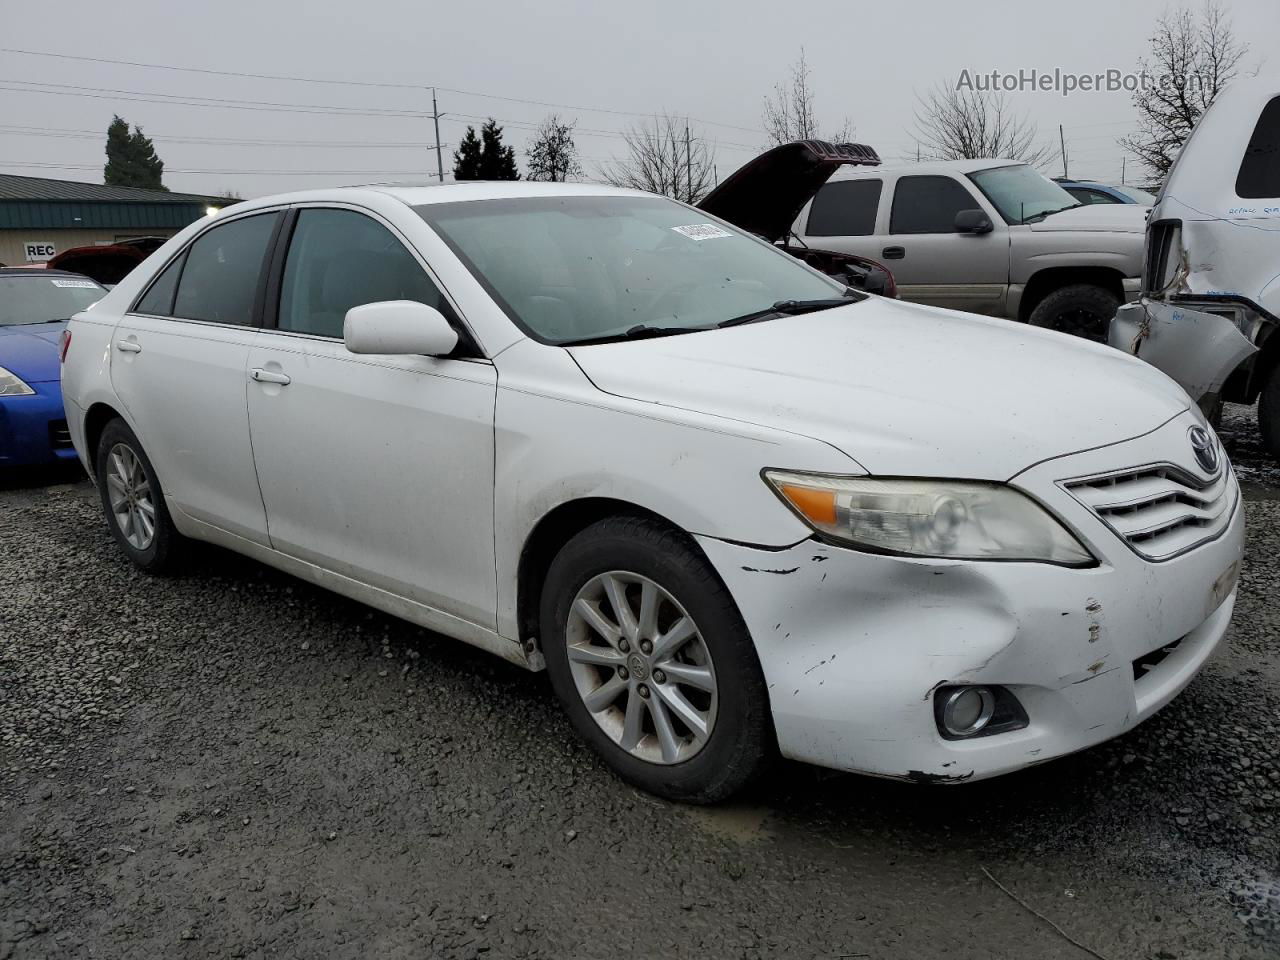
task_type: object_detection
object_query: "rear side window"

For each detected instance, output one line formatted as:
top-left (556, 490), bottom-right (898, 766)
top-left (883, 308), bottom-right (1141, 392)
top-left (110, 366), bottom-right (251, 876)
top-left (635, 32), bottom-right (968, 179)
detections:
top-left (172, 214), bottom-right (276, 325)
top-left (134, 254), bottom-right (183, 316)
top-left (277, 208), bottom-right (450, 339)
top-left (890, 176), bottom-right (980, 234)
top-left (806, 180), bottom-right (882, 236)
top-left (1067, 188), bottom-right (1120, 205)
top-left (1236, 96), bottom-right (1280, 199)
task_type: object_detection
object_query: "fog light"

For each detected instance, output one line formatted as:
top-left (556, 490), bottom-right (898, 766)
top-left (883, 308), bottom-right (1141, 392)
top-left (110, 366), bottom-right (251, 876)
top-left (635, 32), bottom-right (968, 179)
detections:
top-left (940, 686), bottom-right (995, 737)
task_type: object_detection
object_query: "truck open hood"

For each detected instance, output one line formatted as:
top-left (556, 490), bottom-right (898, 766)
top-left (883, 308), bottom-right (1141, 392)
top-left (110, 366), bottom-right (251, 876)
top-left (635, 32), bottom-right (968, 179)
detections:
top-left (569, 298), bottom-right (1189, 480)
top-left (698, 140), bottom-right (880, 243)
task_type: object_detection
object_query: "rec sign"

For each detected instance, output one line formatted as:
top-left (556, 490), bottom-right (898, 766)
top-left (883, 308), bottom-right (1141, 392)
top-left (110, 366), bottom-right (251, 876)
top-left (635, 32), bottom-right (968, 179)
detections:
top-left (24, 241), bottom-right (56, 262)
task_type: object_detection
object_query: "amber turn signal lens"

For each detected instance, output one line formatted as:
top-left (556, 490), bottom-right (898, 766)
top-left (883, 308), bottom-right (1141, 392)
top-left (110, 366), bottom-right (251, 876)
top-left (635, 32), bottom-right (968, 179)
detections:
top-left (778, 483), bottom-right (837, 525)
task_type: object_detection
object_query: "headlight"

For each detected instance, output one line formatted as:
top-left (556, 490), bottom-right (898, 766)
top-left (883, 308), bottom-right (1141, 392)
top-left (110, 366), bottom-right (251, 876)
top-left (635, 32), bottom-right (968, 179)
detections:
top-left (0, 365), bottom-right (35, 397)
top-left (764, 471), bottom-right (1094, 566)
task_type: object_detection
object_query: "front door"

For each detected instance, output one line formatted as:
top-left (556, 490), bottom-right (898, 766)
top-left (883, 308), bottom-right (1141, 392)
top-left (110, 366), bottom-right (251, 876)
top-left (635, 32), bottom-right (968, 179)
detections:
top-left (879, 174), bottom-right (1008, 316)
top-left (109, 211), bottom-right (280, 544)
top-left (245, 206), bottom-right (498, 628)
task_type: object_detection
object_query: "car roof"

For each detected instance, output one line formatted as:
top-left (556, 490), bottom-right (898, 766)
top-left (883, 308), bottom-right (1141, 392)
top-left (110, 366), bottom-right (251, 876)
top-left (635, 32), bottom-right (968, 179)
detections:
top-left (218, 180), bottom-right (657, 218)
top-left (830, 158), bottom-right (1023, 180)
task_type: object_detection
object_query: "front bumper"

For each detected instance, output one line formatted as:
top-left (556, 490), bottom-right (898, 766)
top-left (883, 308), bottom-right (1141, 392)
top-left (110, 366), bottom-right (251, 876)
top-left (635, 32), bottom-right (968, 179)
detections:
top-left (0, 379), bottom-right (77, 467)
top-left (699, 412), bottom-right (1244, 783)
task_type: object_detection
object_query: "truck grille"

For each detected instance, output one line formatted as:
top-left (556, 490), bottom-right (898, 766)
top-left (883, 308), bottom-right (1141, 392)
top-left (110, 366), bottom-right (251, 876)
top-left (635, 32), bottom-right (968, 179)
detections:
top-left (1063, 463), bottom-right (1237, 562)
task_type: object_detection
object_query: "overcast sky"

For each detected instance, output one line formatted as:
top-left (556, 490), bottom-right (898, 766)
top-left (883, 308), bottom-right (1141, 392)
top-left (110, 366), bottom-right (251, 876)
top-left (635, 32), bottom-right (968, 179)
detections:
top-left (2, 0), bottom-right (1275, 198)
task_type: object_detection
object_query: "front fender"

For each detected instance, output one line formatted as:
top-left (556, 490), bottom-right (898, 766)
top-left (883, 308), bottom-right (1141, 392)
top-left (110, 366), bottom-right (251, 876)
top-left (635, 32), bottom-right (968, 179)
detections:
top-left (491, 340), bottom-right (860, 640)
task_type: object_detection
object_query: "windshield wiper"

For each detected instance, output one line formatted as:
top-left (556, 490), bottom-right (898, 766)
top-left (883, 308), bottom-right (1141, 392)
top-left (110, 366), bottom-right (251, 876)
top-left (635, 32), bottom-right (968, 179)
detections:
top-left (564, 323), bottom-right (704, 346)
top-left (718, 295), bottom-right (856, 329)
top-left (1024, 204), bottom-right (1079, 224)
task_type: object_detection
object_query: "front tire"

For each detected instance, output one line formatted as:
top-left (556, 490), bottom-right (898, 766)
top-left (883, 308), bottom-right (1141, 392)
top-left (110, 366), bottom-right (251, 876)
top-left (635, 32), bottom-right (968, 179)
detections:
top-left (540, 517), bottom-right (772, 803)
top-left (94, 418), bottom-right (188, 574)
top-left (1259, 365), bottom-right (1280, 460)
top-left (1027, 283), bottom-right (1120, 342)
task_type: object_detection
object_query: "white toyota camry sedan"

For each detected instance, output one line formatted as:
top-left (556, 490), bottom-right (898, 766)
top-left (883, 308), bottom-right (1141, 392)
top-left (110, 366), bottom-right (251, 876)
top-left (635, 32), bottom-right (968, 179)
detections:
top-left (60, 182), bottom-right (1243, 802)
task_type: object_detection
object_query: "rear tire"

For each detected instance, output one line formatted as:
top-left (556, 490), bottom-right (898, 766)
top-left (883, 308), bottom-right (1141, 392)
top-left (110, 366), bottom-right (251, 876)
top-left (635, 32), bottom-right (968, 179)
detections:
top-left (1259, 366), bottom-right (1280, 460)
top-left (94, 418), bottom-right (189, 574)
top-left (540, 516), bottom-right (772, 803)
top-left (1027, 284), bottom-right (1120, 342)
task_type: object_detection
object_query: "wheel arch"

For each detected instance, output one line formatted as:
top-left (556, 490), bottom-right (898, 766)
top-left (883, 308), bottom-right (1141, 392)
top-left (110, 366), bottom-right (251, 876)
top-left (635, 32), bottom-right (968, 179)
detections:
top-left (82, 401), bottom-right (128, 479)
top-left (516, 497), bottom-right (704, 653)
top-left (1018, 266), bottom-right (1126, 322)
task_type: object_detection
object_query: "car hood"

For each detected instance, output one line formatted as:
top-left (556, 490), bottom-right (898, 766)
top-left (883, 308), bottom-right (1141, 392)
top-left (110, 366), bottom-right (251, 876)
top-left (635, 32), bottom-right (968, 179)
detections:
top-left (698, 140), bottom-right (881, 242)
top-left (568, 300), bottom-right (1189, 480)
top-left (1026, 203), bottom-right (1147, 233)
top-left (0, 321), bottom-right (65, 383)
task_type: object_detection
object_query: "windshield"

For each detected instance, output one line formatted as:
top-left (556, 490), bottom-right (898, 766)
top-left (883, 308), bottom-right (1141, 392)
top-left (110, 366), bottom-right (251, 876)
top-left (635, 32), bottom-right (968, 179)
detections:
top-left (1115, 185), bottom-right (1157, 205)
top-left (0, 275), bottom-right (105, 326)
top-left (967, 164), bottom-right (1081, 224)
top-left (417, 196), bottom-right (844, 344)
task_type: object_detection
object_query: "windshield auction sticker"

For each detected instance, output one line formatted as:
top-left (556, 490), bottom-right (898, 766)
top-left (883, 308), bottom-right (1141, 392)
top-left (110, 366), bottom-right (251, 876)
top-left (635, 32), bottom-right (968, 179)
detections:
top-left (50, 279), bottom-right (100, 288)
top-left (671, 223), bottom-right (733, 241)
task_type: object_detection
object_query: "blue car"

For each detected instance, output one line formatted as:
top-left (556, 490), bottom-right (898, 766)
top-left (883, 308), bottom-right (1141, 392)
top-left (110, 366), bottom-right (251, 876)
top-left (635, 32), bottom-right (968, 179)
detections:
top-left (1054, 179), bottom-right (1157, 206)
top-left (1, 268), bottom-right (106, 467)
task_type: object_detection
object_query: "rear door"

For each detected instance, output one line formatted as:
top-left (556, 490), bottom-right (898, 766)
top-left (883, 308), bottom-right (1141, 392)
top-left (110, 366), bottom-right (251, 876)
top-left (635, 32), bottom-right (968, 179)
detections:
top-left (245, 205), bottom-right (498, 628)
top-left (879, 174), bottom-right (1008, 315)
top-left (795, 177), bottom-right (885, 263)
top-left (109, 210), bottom-right (281, 544)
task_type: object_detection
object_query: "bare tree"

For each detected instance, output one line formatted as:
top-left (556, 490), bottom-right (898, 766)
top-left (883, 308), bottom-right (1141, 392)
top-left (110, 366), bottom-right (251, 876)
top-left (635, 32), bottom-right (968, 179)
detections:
top-left (762, 48), bottom-right (852, 146)
top-left (1119, 1), bottom-right (1247, 181)
top-left (911, 83), bottom-right (1053, 166)
top-left (525, 114), bottom-right (584, 182)
top-left (603, 113), bottom-right (717, 203)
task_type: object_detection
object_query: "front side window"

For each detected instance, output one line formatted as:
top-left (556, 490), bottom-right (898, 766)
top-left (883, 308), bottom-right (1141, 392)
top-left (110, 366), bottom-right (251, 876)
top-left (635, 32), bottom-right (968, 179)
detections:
top-left (967, 164), bottom-right (1080, 224)
top-left (806, 179), bottom-right (882, 236)
top-left (0, 275), bottom-right (104, 326)
top-left (172, 214), bottom-right (276, 325)
top-left (278, 209), bottom-right (450, 339)
top-left (1236, 95), bottom-right (1280, 199)
top-left (889, 176), bottom-right (983, 234)
top-left (418, 196), bottom-right (843, 345)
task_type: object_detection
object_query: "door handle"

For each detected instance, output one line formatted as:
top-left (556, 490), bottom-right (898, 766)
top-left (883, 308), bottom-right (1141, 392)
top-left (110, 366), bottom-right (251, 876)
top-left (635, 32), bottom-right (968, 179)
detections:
top-left (116, 340), bottom-right (142, 354)
top-left (250, 368), bottom-right (291, 386)
top-left (882, 246), bottom-right (905, 260)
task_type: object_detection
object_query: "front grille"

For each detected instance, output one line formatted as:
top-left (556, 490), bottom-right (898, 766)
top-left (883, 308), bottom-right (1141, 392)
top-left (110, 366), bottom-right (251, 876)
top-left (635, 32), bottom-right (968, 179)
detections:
top-left (48, 419), bottom-right (71, 448)
top-left (1063, 462), bottom-right (1237, 562)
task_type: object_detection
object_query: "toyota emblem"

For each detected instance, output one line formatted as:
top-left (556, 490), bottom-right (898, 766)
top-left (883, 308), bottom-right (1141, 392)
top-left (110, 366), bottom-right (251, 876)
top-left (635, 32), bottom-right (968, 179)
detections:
top-left (1188, 425), bottom-right (1220, 474)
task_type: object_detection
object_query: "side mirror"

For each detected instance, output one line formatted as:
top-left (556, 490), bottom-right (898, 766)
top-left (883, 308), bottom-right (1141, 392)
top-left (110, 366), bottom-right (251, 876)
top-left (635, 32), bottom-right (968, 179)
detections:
top-left (954, 209), bottom-right (994, 234)
top-left (343, 300), bottom-right (458, 357)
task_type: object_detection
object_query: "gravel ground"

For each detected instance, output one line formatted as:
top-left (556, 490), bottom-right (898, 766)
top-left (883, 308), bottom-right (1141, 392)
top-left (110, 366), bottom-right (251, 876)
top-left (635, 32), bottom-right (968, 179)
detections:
top-left (2, 413), bottom-right (1279, 959)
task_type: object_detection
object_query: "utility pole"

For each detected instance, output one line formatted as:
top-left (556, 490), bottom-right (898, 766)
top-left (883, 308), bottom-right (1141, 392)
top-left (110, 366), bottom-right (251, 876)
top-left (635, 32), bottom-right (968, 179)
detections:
top-left (1121, 157), bottom-right (1126, 184)
top-left (431, 88), bottom-right (444, 183)
top-left (685, 118), bottom-right (692, 203)
top-left (1059, 124), bottom-right (1068, 179)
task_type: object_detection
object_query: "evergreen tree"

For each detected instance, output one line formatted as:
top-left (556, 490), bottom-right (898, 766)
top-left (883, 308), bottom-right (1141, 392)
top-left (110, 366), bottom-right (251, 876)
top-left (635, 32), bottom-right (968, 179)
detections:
top-left (103, 115), bottom-right (166, 190)
top-left (452, 126), bottom-right (484, 180)
top-left (478, 119), bottom-right (520, 180)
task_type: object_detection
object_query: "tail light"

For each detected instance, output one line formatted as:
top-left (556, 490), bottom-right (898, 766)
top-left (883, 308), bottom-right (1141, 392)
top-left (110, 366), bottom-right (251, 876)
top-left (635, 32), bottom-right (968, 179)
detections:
top-left (58, 329), bottom-right (72, 363)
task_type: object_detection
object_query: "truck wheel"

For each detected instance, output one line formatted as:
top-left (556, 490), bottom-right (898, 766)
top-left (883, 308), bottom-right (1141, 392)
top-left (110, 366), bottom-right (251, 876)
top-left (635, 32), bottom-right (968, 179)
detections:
top-left (1027, 284), bottom-right (1120, 342)
top-left (1259, 365), bottom-right (1280, 460)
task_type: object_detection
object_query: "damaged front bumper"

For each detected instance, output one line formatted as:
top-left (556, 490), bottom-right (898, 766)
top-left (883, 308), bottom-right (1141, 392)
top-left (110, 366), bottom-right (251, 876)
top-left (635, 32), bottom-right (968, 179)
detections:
top-left (1109, 298), bottom-right (1258, 404)
top-left (698, 413), bottom-right (1245, 784)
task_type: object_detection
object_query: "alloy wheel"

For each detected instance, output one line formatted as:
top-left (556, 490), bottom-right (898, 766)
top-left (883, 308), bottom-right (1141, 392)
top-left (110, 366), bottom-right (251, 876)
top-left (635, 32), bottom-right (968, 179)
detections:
top-left (565, 571), bottom-right (718, 765)
top-left (105, 442), bottom-right (156, 550)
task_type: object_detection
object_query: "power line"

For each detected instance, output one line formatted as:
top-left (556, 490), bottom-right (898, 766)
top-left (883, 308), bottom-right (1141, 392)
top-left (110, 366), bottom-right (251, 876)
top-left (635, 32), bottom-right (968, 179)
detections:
top-left (0, 46), bottom-right (765, 135)
top-left (0, 159), bottom-right (445, 176)
top-left (0, 123), bottom-right (445, 149)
